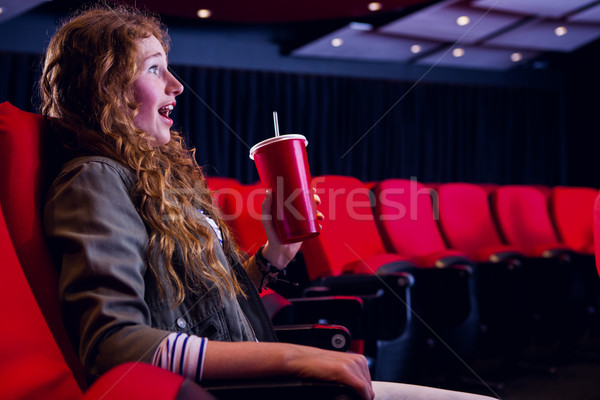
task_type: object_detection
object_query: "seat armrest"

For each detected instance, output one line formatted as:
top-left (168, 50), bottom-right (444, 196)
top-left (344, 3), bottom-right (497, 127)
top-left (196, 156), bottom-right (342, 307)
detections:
top-left (285, 296), bottom-right (363, 333)
top-left (274, 323), bottom-right (351, 351)
top-left (203, 377), bottom-right (362, 400)
top-left (433, 255), bottom-right (474, 269)
top-left (304, 273), bottom-right (415, 340)
top-left (309, 272), bottom-right (414, 296)
top-left (489, 251), bottom-right (524, 268)
top-left (542, 248), bottom-right (575, 263)
top-left (83, 362), bottom-right (215, 400)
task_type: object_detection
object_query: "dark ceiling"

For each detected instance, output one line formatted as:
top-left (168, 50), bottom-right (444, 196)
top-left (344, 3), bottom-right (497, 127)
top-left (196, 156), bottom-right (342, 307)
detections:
top-left (2, 0), bottom-right (600, 71)
top-left (116, 0), bottom-right (431, 22)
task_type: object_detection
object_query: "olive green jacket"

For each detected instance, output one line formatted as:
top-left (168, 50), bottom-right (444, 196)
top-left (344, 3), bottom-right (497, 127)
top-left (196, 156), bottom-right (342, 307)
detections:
top-left (44, 156), bottom-right (275, 383)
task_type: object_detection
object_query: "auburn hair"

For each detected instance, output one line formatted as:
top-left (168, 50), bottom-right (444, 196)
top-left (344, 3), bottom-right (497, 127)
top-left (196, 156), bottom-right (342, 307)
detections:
top-left (40, 3), bottom-right (243, 303)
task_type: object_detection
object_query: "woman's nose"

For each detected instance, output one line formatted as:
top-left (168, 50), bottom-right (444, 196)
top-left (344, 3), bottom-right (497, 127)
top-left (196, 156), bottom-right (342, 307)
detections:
top-left (167, 71), bottom-right (184, 96)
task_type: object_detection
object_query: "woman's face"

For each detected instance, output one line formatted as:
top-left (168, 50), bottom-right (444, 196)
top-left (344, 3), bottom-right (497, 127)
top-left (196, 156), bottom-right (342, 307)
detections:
top-left (133, 36), bottom-right (183, 147)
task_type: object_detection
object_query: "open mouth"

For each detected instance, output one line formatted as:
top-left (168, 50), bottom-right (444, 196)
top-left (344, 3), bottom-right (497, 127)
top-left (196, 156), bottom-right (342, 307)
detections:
top-left (158, 104), bottom-right (173, 119)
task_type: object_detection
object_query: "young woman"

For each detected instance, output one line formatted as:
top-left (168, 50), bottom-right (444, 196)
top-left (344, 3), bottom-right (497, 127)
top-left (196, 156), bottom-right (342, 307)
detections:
top-left (41, 4), bottom-right (494, 400)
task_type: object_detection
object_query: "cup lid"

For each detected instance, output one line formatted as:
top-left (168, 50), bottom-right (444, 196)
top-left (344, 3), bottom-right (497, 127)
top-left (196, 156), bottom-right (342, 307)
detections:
top-left (249, 134), bottom-right (308, 160)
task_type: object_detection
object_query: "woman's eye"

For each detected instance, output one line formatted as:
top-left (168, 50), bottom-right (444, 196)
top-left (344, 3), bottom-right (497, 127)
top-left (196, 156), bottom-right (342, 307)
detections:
top-left (149, 65), bottom-right (159, 75)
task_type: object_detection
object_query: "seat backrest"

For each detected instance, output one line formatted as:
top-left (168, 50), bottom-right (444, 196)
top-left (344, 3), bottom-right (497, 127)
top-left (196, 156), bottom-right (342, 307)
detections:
top-left (0, 101), bottom-right (86, 388)
top-left (550, 186), bottom-right (597, 255)
top-left (205, 176), bottom-right (267, 254)
top-left (437, 183), bottom-right (505, 257)
top-left (223, 182), bottom-right (268, 255)
top-left (205, 176), bottom-right (242, 212)
top-left (0, 203), bottom-right (83, 399)
top-left (531, 184), bottom-right (552, 200)
top-left (301, 175), bottom-right (390, 280)
top-left (373, 178), bottom-right (448, 259)
top-left (491, 185), bottom-right (563, 256)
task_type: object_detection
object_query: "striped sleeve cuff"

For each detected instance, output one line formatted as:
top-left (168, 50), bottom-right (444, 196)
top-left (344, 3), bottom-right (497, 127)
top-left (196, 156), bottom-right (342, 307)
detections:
top-left (151, 332), bottom-right (208, 382)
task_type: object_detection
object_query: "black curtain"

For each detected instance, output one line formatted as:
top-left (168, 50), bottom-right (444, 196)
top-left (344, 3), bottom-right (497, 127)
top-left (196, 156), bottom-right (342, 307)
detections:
top-left (0, 52), bottom-right (42, 113)
top-left (1, 51), bottom-right (566, 186)
top-left (171, 65), bottom-right (565, 186)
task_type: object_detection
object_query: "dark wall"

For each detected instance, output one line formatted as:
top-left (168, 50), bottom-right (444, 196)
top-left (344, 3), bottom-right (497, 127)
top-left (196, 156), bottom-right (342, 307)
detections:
top-left (561, 44), bottom-right (600, 188)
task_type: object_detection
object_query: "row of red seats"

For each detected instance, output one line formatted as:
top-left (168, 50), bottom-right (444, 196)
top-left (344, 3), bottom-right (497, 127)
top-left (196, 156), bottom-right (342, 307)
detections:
top-left (206, 175), bottom-right (597, 277)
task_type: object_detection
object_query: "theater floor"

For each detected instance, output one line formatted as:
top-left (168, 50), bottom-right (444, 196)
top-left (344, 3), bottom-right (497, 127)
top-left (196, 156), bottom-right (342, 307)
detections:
top-left (418, 333), bottom-right (600, 400)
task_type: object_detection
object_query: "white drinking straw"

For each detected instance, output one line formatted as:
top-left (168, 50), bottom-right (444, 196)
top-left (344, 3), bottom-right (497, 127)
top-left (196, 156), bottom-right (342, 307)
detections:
top-left (273, 111), bottom-right (280, 137)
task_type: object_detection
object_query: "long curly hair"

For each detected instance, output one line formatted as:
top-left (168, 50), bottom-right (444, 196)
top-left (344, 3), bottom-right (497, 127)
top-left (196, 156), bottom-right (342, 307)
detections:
top-left (40, 3), bottom-right (243, 303)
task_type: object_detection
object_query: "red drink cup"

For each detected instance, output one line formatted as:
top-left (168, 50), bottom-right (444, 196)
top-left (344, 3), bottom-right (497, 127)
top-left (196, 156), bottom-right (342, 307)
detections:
top-left (250, 134), bottom-right (320, 244)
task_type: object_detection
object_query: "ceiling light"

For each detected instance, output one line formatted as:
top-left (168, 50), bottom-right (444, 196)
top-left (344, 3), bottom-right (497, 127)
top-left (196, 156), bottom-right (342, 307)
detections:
top-left (368, 2), bottom-right (382, 12)
top-left (349, 22), bottom-right (373, 31)
top-left (510, 52), bottom-right (522, 62)
top-left (452, 48), bottom-right (465, 57)
top-left (197, 9), bottom-right (212, 19)
top-left (554, 26), bottom-right (567, 36)
top-left (0, 7), bottom-right (4, 15)
top-left (410, 44), bottom-right (422, 54)
top-left (456, 16), bottom-right (470, 26)
top-left (331, 38), bottom-right (344, 47)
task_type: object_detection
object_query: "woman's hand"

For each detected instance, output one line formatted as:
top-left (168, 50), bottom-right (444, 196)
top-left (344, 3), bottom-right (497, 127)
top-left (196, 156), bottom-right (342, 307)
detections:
top-left (287, 344), bottom-right (374, 400)
top-left (203, 341), bottom-right (374, 400)
top-left (260, 189), bottom-right (324, 269)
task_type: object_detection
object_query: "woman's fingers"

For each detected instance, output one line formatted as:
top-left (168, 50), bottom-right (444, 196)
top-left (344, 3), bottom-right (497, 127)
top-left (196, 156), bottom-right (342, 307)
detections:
top-left (313, 190), bottom-right (325, 224)
top-left (316, 211), bottom-right (325, 221)
top-left (313, 191), bottom-right (321, 205)
top-left (352, 355), bottom-right (374, 399)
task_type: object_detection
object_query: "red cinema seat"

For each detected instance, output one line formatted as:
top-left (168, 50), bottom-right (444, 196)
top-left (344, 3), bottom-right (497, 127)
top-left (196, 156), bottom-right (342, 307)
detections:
top-left (550, 186), bottom-right (600, 334)
top-left (0, 101), bottom-right (213, 399)
top-left (437, 183), bottom-right (524, 264)
top-left (303, 175), bottom-right (412, 279)
top-left (550, 186), bottom-right (597, 255)
top-left (436, 183), bottom-right (529, 363)
top-left (372, 179), bottom-right (480, 375)
top-left (491, 185), bottom-right (571, 258)
top-left (373, 179), bottom-right (472, 268)
top-left (491, 184), bottom-right (588, 347)
top-left (0, 206), bottom-right (197, 400)
top-left (301, 175), bottom-right (419, 382)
